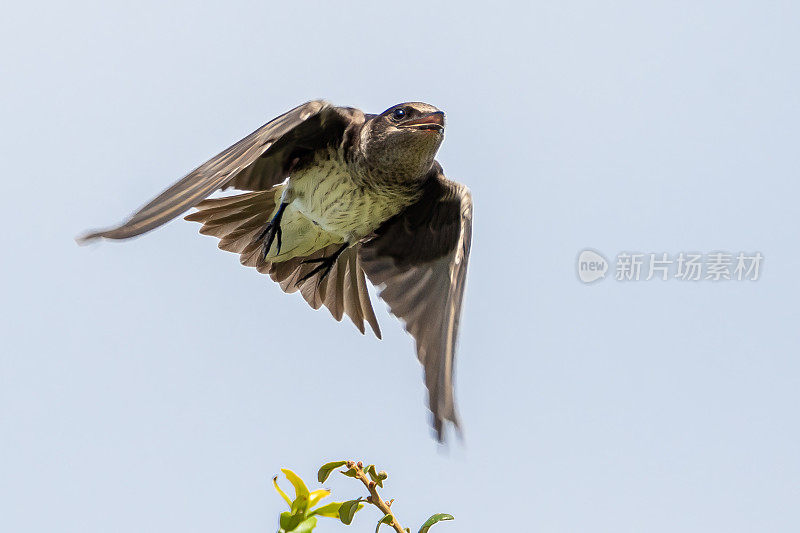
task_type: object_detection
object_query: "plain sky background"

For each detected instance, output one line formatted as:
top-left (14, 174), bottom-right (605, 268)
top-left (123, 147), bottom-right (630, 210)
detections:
top-left (2, 1), bottom-right (799, 532)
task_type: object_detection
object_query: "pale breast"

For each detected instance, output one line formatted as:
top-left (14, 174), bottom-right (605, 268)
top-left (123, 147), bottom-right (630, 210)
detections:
top-left (288, 154), bottom-right (416, 242)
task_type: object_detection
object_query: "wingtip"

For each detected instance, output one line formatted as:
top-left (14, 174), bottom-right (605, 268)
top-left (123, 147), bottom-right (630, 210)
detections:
top-left (432, 420), bottom-right (448, 445)
top-left (431, 418), bottom-right (463, 445)
top-left (430, 403), bottom-right (462, 444)
top-left (354, 321), bottom-right (366, 335)
top-left (75, 230), bottom-right (103, 246)
top-left (368, 319), bottom-right (382, 339)
top-left (183, 210), bottom-right (202, 222)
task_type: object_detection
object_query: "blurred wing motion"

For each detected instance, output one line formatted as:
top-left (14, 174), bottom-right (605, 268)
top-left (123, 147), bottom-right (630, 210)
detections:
top-left (359, 167), bottom-right (473, 440)
top-left (78, 100), bottom-right (350, 242)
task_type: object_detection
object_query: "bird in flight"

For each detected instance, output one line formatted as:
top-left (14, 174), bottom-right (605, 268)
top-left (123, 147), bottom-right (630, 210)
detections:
top-left (79, 100), bottom-right (472, 441)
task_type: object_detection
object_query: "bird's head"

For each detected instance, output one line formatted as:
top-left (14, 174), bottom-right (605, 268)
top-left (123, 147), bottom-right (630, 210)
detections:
top-left (359, 102), bottom-right (445, 179)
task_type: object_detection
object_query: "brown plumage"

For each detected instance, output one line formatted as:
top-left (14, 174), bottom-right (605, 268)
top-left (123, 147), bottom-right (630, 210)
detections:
top-left (79, 100), bottom-right (473, 441)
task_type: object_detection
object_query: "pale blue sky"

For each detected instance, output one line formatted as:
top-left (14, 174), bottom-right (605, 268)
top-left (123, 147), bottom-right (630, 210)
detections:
top-left (2, 2), bottom-right (799, 532)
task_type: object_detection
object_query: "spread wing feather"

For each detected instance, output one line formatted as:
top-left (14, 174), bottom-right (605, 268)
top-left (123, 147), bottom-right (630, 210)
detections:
top-left (184, 192), bottom-right (381, 338)
top-left (78, 100), bottom-right (352, 242)
top-left (359, 168), bottom-right (472, 441)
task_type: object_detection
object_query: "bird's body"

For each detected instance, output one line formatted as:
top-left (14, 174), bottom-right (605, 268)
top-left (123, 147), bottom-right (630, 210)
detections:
top-left (269, 147), bottom-right (421, 262)
top-left (80, 100), bottom-right (472, 441)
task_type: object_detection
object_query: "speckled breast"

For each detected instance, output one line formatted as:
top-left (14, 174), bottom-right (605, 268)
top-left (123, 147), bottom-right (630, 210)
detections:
top-left (289, 153), bottom-right (419, 242)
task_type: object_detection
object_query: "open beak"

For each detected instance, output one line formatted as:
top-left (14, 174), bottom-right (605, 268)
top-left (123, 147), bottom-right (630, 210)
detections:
top-left (398, 111), bottom-right (445, 132)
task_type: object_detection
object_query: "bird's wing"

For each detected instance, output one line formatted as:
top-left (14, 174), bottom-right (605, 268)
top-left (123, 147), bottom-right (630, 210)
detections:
top-left (79, 100), bottom-right (356, 242)
top-left (184, 192), bottom-right (381, 338)
top-left (358, 166), bottom-right (473, 441)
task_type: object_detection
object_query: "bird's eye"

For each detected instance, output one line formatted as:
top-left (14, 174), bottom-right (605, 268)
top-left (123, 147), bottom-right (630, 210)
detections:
top-left (391, 108), bottom-right (407, 121)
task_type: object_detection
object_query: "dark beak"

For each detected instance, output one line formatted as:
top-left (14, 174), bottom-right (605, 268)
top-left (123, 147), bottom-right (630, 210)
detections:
top-left (399, 111), bottom-right (445, 132)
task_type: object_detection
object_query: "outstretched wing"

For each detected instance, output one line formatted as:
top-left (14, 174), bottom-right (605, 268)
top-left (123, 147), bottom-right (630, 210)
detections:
top-left (79, 100), bottom-right (358, 242)
top-left (359, 166), bottom-right (473, 441)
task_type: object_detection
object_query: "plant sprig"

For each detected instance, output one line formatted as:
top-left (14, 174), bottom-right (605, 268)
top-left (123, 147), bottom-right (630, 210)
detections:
top-left (274, 459), bottom-right (453, 533)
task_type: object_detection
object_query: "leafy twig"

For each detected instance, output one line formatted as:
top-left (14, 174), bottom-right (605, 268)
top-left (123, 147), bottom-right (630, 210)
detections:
top-left (345, 460), bottom-right (405, 533)
top-left (276, 459), bottom-right (453, 532)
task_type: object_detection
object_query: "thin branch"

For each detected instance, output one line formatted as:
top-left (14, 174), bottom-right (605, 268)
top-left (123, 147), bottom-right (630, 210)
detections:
top-left (346, 461), bottom-right (405, 533)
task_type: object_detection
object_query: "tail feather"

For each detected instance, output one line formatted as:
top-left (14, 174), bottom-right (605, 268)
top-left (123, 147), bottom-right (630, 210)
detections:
top-left (185, 191), bottom-right (381, 338)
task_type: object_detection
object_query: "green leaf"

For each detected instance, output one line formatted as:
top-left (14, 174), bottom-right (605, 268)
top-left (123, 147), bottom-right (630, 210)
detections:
top-left (291, 495), bottom-right (309, 516)
top-left (338, 498), bottom-right (363, 525)
top-left (307, 489), bottom-right (330, 509)
top-left (365, 465), bottom-right (385, 488)
top-left (341, 467), bottom-right (359, 478)
top-left (280, 510), bottom-right (305, 531)
top-left (281, 469), bottom-right (310, 502)
top-left (317, 461), bottom-right (347, 483)
top-left (290, 516), bottom-right (318, 533)
top-left (279, 511), bottom-right (293, 530)
top-left (309, 501), bottom-right (342, 518)
top-left (418, 514), bottom-right (454, 533)
top-left (375, 513), bottom-right (393, 533)
top-left (273, 476), bottom-right (293, 507)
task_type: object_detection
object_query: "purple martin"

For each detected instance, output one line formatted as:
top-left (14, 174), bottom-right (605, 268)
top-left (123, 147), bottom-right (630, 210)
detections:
top-left (80, 101), bottom-right (473, 440)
